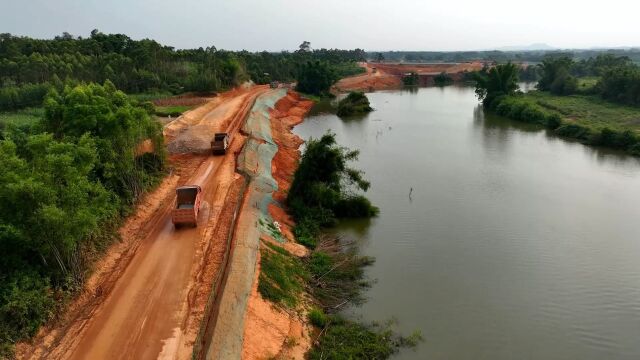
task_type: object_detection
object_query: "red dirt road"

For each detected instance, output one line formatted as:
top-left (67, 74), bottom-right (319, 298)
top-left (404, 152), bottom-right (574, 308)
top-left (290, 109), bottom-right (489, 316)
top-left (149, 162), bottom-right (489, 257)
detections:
top-left (16, 86), bottom-right (268, 360)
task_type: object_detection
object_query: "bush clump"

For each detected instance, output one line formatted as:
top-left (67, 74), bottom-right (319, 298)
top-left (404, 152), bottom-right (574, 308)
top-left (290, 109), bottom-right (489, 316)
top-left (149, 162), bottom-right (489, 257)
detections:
top-left (336, 92), bottom-right (373, 117)
top-left (307, 314), bottom-right (422, 360)
top-left (288, 132), bottom-right (378, 248)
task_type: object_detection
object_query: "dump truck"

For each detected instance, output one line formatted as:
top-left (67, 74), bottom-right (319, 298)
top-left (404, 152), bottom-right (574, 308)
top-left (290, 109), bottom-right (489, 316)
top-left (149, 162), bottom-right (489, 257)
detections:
top-left (172, 185), bottom-right (202, 227)
top-left (211, 133), bottom-right (230, 155)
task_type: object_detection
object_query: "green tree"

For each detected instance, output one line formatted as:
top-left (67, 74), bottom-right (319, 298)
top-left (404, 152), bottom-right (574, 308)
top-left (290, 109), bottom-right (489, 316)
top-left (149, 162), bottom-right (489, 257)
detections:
top-left (474, 62), bottom-right (519, 107)
top-left (295, 60), bottom-right (337, 96)
top-left (43, 80), bottom-right (165, 205)
top-left (537, 56), bottom-right (577, 95)
top-left (288, 132), bottom-right (377, 227)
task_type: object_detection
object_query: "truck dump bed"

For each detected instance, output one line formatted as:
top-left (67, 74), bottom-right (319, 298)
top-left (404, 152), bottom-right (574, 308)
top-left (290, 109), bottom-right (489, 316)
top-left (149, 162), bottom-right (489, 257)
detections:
top-left (211, 132), bottom-right (230, 155)
top-left (172, 185), bottom-right (202, 226)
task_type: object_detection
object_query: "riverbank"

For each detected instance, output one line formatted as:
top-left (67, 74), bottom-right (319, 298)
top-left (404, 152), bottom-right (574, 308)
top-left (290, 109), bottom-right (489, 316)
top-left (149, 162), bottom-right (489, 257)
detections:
top-left (489, 91), bottom-right (640, 155)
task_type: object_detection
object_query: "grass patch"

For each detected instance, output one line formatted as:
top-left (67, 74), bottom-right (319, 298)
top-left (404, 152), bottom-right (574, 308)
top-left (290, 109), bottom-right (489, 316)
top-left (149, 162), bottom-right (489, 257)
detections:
top-left (127, 92), bottom-right (173, 103)
top-left (333, 62), bottom-right (367, 79)
top-left (154, 105), bottom-right (192, 117)
top-left (527, 91), bottom-right (640, 132)
top-left (491, 91), bottom-right (640, 155)
top-left (577, 77), bottom-right (599, 92)
top-left (0, 107), bottom-right (44, 128)
top-left (258, 242), bottom-right (307, 308)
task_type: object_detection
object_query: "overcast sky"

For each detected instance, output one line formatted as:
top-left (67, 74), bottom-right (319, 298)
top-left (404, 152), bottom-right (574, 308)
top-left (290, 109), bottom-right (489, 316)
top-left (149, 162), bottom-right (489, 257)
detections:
top-left (2, 0), bottom-right (638, 51)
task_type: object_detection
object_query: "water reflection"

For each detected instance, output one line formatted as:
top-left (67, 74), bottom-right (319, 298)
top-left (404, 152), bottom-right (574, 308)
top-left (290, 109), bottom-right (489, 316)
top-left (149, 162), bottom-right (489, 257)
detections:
top-left (295, 85), bottom-right (640, 360)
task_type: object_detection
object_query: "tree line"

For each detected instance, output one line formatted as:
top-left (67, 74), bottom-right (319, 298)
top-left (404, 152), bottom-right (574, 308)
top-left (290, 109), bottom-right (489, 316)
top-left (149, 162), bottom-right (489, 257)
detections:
top-left (0, 31), bottom-right (365, 111)
top-left (474, 57), bottom-right (640, 156)
top-left (0, 81), bottom-right (165, 355)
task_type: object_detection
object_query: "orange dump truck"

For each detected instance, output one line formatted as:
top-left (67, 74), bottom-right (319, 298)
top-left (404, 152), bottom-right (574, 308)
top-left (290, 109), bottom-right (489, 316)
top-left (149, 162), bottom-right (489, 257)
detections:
top-left (172, 185), bottom-right (202, 227)
top-left (211, 133), bottom-right (230, 155)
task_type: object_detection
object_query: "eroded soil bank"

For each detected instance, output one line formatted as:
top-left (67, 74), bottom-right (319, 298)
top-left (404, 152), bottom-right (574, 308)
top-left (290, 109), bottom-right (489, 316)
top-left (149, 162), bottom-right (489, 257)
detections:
top-left (241, 92), bottom-right (314, 360)
top-left (202, 90), bottom-right (313, 359)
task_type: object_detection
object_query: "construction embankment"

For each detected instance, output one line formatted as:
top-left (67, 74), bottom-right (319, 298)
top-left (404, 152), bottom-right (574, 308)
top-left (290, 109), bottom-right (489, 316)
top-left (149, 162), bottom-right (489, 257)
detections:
top-left (333, 61), bottom-right (486, 92)
top-left (200, 90), bottom-right (314, 359)
top-left (15, 85), bottom-right (315, 360)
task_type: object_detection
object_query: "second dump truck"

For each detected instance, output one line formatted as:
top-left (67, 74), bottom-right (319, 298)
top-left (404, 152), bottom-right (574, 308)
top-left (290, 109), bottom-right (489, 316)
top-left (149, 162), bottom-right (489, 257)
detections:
top-left (211, 133), bottom-right (230, 155)
top-left (172, 185), bottom-right (202, 227)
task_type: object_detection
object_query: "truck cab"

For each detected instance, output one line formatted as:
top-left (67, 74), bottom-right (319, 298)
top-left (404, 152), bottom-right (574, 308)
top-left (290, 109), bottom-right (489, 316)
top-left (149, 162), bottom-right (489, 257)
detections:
top-left (172, 185), bottom-right (202, 227)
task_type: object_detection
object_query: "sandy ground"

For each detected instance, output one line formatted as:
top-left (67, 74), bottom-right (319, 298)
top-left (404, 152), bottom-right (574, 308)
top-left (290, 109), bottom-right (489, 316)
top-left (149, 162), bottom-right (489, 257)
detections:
top-left (333, 62), bottom-right (402, 93)
top-left (240, 92), bottom-right (314, 360)
top-left (15, 85), bottom-right (268, 360)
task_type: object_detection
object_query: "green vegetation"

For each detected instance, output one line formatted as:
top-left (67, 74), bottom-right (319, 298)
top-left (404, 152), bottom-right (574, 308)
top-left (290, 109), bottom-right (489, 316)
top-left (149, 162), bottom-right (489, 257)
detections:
top-left (402, 72), bottom-right (419, 86)
top-left (577, 77), bottom-right (599, 93)
top-left (0, 81), bottom-right (165, 356)
top-left (307, 313), bottom-right (422, 360)
top-left (127, 91), bottom-right (174, 103)
top-left (332, 62), bottom-right (367, 78)
top-left (154, 105), bottom-right (192, 117)
top-left (306, 237), bottom-right (374, 309)
top-left (0, 107), bottom-right (44, 128)
top-left (368, 49), bottom-right (640, 64)
top-left (537, 56), bottom-right (578, 95)
top-left (336, 92), bottom-right (373, 117)
top-left (0, 32), bottom-right (365, 111)
top-left (433, 72), bottom-right (453, 86)
top-left (287, 132), bottom-right (378, 249)
top-left (472, 52), bottom-right (640, 155)
top-left (474, 62), bottom-right (519, 107)
top-left (256, 134), bottom-right (420, 358)
top-left (258, 242), bottom-right (307, 308)
top-left (308, 307), bottom-right (328, 327)
top-left (489, 92), bottom-right (640, 155)
top-left (295, 60), bottom-right (338, 96)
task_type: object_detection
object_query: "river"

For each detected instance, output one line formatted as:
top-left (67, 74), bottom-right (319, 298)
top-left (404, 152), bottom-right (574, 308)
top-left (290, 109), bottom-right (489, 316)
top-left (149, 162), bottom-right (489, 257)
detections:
top-left (294, 86), bottom-right (640, 360)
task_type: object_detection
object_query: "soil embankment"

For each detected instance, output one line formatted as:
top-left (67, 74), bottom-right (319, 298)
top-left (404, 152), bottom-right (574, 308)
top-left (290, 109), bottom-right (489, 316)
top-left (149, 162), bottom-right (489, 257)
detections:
top-left (334, 61), bottom-right (486, 92)
top-left (333, 62), bottom-right (402, 92)
top-left (15, 85), bottom-right (268, 360)
top-left (200, 90), bottom-right (313, 359)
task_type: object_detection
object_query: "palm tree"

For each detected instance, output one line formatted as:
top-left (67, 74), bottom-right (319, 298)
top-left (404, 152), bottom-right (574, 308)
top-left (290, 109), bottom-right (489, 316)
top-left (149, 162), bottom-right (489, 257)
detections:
top-left (475, 62), bottom-right (519, 107)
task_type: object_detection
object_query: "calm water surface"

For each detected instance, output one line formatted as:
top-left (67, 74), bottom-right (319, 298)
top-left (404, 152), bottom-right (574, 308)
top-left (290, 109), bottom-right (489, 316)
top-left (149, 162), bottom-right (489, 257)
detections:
top-left (294, 86), bottom-right (640, 360)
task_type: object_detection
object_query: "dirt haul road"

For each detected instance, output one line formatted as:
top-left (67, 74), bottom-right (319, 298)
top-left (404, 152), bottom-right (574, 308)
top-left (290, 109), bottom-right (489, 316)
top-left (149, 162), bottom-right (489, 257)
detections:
top-left (16, 86), bottom-right (269, 360)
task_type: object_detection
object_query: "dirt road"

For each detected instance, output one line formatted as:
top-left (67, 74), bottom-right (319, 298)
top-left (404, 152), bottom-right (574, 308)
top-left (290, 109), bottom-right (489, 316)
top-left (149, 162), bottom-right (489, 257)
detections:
top-left (17, 86), bottom-right (269, 360)
top-left (333, 62), bottom-right (402, 92)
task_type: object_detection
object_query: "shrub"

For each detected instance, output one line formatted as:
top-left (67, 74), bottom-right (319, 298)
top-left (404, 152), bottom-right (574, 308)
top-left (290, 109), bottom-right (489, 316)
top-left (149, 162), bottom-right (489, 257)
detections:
top-left (308, 308), bottom-right (328, 328)
top-left (336, 92), bottom-right (373, 117)
top-left (307, 315), bottom-right (421, 360)
top-left (288, 132), bottom-right (377, 248)
top-left (554, 123), bottom-right (593, 141)
top-left (433, 72), bottom-right (453, 86)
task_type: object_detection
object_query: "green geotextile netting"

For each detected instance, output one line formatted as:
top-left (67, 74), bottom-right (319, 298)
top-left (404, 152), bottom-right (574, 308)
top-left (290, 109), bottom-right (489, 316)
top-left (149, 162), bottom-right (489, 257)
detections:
top-left (237, 88), bottom-right (288, 242)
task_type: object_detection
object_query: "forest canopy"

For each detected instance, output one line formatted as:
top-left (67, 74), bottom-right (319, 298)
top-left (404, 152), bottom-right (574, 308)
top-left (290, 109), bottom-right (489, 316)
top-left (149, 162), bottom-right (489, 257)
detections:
top-left (0, 31), bottom-right (365, 110)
